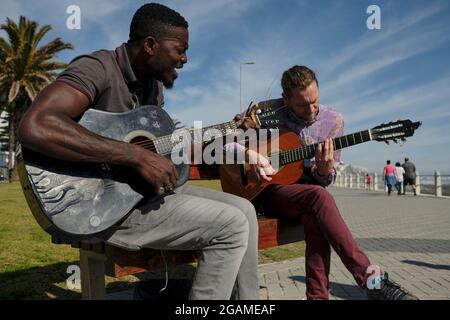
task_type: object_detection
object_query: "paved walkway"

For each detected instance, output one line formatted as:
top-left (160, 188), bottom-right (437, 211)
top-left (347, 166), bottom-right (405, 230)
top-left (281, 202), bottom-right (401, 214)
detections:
top-left (108, 188), bottom-right (450, 300)
top-left (258, 188), bottom-right (450, 300)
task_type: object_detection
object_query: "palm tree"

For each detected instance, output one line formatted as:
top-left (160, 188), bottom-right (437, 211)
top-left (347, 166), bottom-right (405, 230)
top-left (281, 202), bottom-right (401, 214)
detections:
top-left (172, 118), bottom-right (186, 129)
top-left (0, 16), bottom-right (73, 180)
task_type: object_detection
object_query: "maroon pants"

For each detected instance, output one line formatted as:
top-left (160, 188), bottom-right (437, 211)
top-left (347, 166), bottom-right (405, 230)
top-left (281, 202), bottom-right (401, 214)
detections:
top-left (256, 184), bottom-right (371, 300)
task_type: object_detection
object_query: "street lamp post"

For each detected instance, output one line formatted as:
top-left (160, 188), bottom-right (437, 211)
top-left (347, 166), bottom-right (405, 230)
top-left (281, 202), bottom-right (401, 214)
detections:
top-left (240, 61), bottom-right (255, 114)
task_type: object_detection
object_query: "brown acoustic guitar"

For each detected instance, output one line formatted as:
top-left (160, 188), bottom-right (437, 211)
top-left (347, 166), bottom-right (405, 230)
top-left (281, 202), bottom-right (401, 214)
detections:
top-left (220, 119), bottom-right (422, 201)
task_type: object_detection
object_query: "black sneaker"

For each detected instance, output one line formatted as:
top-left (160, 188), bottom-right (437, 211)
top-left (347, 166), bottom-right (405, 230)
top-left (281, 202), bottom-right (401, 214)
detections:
top-left (133, 278), bottom-right (192, 300)
top-left (366, 272), bottom-right (419, 300)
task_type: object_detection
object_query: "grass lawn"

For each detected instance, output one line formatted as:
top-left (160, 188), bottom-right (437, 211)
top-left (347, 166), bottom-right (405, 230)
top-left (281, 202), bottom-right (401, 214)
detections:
top-left (0, 180), bottom-right (305, 299)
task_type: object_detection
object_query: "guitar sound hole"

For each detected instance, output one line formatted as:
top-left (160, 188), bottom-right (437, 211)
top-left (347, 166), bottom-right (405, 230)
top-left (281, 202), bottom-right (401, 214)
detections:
top-left (130, 136), bottom-right (156, 153)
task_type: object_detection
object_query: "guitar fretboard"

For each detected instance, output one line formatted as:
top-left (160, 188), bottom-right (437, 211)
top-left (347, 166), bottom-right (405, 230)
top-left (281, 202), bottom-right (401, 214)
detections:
top-left (277, 130), bottom-right (372, 166)
top-left (152, 121), bottom-right (239, 154)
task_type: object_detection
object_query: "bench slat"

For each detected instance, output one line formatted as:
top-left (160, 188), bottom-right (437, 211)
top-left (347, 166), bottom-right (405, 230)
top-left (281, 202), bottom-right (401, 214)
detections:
top-left (188, 164), bottom-right (220, 180)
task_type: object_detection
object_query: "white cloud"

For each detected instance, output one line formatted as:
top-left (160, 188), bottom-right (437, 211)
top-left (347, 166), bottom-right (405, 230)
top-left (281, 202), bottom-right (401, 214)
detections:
top-left (321, 3), bottom-right (445, 76)
top-left (161, 0), bottom-right (265, 45)
top-left (328, 76), bottom-right (408, 109)
top-left (0, 0), bottom-right (25, 22)
top-left (341, 74), bottom-right (450, 127)
top-left (322, 23), bottom-right (450, 99)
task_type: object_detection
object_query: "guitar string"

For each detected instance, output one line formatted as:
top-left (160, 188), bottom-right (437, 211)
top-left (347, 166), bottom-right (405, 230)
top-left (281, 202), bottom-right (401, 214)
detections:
top-left (126, 114), bottom-right (272, 153)
top-left (278, 130), bottom-right (371, 165)
top-left (130, 122), bottom-right (237, 148)
top-left (129, 121), bottom-right (239, 152)
top-left (128, 129), bottom-right (371, 163)
top-left (127, 113), bottom-right (281, 151)
top-left (128, 130), bottom-right (373, 163)
top-left (120, 108), bottom-right (276, 152)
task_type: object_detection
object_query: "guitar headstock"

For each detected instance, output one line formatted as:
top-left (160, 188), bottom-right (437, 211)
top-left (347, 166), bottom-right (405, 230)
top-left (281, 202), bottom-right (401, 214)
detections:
top-left (250, 106), bottom-right (281, 129)
top-left (371, 119), bottom-right (422, 144)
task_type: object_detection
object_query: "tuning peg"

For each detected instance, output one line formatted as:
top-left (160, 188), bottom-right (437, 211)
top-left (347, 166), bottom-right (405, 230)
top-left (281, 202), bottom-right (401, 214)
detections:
top-left (393, 139), bottom-right (398, 144)
top-left (401, 138), bottom-right (406, 142)
top-left (384, 140), bottom-right (390, 145)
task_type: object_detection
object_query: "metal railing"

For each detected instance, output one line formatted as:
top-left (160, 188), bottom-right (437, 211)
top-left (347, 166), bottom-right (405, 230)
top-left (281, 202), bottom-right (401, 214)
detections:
top-left (334, 171), bottom-right (450, 197)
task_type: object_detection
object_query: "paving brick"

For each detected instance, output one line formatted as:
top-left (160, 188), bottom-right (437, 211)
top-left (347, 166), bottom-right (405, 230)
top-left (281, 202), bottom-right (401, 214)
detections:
top-left (108, 189), bottom-right (450, 301)
top-left (264, 272), bottom-right (280, 284)
top-left (266, 283), bottom-right (283, 299)
top-left (256, 190), bottom-right (450, 300)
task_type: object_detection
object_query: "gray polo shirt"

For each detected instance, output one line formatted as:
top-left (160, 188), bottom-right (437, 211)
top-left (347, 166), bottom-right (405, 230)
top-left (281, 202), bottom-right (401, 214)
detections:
top-left (56, 43), bottom-right (164, 113)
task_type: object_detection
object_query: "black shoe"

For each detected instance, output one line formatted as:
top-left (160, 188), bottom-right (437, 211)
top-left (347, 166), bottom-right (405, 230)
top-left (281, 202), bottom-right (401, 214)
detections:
top-left (133, 278), bottom-right (192, 300)
top-left (366, 272), bottom-right (419, 300)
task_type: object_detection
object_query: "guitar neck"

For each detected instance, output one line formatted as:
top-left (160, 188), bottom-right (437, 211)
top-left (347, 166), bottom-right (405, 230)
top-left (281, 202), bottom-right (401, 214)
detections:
top-left (278, 129), bottom-right (373, 166)
top-left (151, 120), bottom-right (238, 154)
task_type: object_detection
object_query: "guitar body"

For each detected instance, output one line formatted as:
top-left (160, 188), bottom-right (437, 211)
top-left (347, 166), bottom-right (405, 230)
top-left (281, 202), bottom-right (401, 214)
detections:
top-left (18, 105), bottom-right (189, 240)
top-left (220, 131), bottom-right (304, 201)
top-left (220, 115), bottom-right (422, 201)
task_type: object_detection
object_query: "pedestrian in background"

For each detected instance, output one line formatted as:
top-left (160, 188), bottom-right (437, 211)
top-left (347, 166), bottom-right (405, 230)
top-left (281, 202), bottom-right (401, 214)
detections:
top-left (394, 162), bottom-right (405, 195)
top-left (365, 174), bottom-right (371, 190)
top-left (402, 157), bottom-right (417, 196)
top-left (383, 160), bottom-right (396, 196)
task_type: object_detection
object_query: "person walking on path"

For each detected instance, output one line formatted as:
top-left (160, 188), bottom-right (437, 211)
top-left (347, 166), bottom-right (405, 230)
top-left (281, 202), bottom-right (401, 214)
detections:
top-left (365, 174), bottom-right (371, 191)
top-left (394, 162), bottom-right (405, 195)
top-left (383, 160), bottom-right (396, 196)
top-left (402, 157), bottom-right (417, 196)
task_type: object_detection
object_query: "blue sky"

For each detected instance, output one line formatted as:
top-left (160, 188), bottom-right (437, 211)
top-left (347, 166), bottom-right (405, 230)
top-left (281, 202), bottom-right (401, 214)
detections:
top-left (1, 0), bottom-right (450, 174)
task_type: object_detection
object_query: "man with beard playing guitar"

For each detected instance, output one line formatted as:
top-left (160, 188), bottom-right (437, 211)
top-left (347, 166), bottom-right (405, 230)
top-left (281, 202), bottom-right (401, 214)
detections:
top-left (227, 65), bottom-right (417, 300)
top-left (18, 3), bottom-right (259, 300)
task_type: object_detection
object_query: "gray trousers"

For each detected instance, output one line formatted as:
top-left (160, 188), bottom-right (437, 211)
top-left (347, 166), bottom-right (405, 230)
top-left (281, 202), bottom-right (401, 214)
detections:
top-left (105, 185), bottom-right (259, 300)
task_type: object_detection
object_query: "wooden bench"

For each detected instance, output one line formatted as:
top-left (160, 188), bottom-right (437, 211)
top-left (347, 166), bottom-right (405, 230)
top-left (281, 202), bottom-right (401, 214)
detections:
top-left (54, 164), bottom-right (305, 299)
